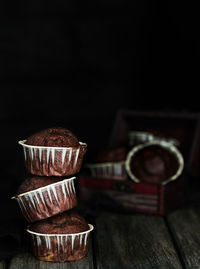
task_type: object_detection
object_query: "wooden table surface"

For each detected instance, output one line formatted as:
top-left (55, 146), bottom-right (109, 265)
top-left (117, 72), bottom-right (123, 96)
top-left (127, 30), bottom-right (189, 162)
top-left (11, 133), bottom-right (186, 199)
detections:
top-left (1, 206), bottom-right (200, 269)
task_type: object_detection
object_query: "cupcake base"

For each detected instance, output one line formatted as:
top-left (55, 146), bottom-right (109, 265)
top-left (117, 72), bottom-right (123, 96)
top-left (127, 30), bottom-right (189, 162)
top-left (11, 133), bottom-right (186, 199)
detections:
top-left (19, 140), bottom-right (87, 177)
top-left (28, 224), bottom-right (94, 262)
top-left (86, 162), bottom-right (127, 180)
top-left (12, 177), bottom-right (77, 223)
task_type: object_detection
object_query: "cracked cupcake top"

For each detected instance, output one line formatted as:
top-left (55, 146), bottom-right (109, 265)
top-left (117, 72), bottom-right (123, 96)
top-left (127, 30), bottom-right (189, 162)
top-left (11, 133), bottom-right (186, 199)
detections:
top-left (25, 127), bottom-right (79, 147)
top-left (16, 176), bottom-right (62, 195)
top-left (29, 211), bottom-right (89, 234)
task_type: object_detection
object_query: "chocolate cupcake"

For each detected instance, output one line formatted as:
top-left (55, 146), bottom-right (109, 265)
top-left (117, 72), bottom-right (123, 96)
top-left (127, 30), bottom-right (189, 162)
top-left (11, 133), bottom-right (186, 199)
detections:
top-left (125, 141), bottom-right (184, 185)
top-left (12, 176), bottom-right (77, 222)
top-left (87, 146), bottom-right (128, 180)
top-left (27, 211), bottom-right (94, 262)
top-left (96, 146), bottom-right (128, 163)
top-left (19, 127), bottom-right (87, 176)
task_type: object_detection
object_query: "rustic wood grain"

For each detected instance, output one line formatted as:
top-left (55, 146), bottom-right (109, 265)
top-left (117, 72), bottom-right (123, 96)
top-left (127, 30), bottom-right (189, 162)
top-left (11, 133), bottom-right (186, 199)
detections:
top-left (167, 207), bottom-right (200, 268)
top-left (0, 260), bottom-right (6, 269)
top-left (8, 240), bottom-right (94, 269)
top-left (94, 213), bottom-right (182, 269)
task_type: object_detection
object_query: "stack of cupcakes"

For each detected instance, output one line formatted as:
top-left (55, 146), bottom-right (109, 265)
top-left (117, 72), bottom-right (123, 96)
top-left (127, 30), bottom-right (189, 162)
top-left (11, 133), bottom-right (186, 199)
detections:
top-left (12, 127), bottom-right (94, 262)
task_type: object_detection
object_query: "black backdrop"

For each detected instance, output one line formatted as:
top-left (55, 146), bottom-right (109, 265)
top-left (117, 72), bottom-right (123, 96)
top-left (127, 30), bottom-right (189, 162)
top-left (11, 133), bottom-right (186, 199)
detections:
top-left (0, 0), bottom-right (199, 194)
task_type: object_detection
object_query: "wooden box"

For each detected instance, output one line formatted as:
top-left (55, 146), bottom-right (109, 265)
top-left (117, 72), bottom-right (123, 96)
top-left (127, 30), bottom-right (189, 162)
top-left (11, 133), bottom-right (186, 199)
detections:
top-left (109, 109), bottom-right (200, 177)
top-left (78, 175), bottom-right (184, 215)
top-left (77, 110), bottom-right (200, 215)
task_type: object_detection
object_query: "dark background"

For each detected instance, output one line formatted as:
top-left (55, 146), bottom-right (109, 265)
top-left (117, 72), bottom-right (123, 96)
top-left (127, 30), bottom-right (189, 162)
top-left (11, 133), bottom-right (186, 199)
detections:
top-left (0, 1), bottom-right (199, 260)
top-left (0, 1), bottom-right (199, 220)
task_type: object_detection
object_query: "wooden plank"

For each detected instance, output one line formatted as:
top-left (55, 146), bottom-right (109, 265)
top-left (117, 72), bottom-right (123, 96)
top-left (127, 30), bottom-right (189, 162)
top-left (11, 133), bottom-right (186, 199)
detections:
top-left (8, 240), bottom-right (94, 269)
top-left (94, 213), bottom-right (182, 269)
top-left (167, 207), bottom-right (200, 268)
top-left (0, 260), bottom-right (6, 269)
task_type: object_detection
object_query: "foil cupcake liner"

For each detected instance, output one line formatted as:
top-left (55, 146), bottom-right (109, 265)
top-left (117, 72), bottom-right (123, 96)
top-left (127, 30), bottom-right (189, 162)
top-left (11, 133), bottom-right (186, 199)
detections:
top-left (86, 161), bottom-right (127, 180)
top-left (18, 140), bottom-right (87, 176)
top-left (12, 177), bottom-right (77, 222)
top-left (125, 140), bottom-right (184, 186)
top-left (27, 224), bottom-right (94, 262)
top-left (129, 131), bottom-right (179, 147)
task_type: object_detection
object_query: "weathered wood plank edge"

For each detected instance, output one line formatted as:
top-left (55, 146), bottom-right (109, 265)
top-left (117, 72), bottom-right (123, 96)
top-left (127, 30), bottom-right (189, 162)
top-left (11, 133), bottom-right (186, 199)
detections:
top-left (167, 207), bottom-right (200, 269)
top-left (164, 216), bottom-right (187, 269)
top-left (93, 213), bottom-right (183, 269)
top-left (0, 260), bottom-right (6, 269)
